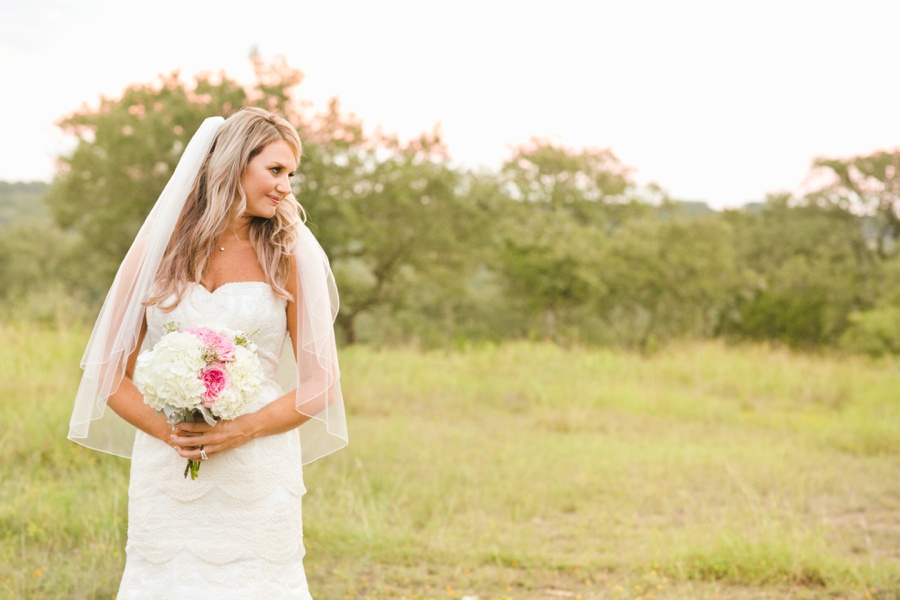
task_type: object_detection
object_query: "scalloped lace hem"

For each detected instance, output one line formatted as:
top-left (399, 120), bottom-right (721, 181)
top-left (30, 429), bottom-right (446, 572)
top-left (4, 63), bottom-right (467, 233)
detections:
top-left (127, 539), bottom-right (306, 566)
top-left (117, 548), bottom-right (312, 600)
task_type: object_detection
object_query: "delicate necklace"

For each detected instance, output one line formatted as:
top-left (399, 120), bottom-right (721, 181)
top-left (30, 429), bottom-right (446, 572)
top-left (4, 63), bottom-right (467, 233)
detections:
top-left (218, 232), bottom-right (249, 252)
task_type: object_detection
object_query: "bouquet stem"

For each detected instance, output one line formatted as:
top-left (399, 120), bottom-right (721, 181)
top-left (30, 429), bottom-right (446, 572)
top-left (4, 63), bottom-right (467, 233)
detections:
top-left (184, 459), bottom-right (201, 480)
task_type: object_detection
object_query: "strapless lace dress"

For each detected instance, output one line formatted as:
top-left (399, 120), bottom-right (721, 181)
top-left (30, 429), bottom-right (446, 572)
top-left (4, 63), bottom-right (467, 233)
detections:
top-left (117, 282), bottom-right (312, 600)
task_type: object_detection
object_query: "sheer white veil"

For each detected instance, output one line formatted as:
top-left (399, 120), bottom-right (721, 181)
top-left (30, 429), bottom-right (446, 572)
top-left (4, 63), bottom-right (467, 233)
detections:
top-left (67, 115), bottom-right (348, 465)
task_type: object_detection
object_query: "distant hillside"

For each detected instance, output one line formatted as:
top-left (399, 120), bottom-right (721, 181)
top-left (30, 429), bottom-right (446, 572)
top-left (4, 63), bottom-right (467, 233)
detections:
top-left (658, 200), bottom-right (717, 219)
top-left (0, 181), bottom-right (51, 226)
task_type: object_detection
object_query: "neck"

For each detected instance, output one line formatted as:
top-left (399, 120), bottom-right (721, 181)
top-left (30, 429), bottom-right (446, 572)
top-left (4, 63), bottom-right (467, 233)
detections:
top-left (228, 216), bottom-right (252, 242)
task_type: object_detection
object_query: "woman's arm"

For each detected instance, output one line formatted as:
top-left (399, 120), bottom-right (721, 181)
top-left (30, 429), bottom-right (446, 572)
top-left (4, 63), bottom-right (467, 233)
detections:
top-left (105, 317), bottom-right (177, 445)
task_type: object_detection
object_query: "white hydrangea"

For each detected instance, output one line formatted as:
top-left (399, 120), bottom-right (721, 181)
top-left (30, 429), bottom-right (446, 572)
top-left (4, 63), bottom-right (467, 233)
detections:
top-left (209, 345), bottom-right (263, 420)
top-left (135, 331), bottom-right (208, 412)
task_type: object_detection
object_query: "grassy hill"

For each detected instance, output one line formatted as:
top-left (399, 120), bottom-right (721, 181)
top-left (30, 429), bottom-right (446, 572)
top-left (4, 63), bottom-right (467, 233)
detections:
top-left (0, 181), bottom-right (51, 226)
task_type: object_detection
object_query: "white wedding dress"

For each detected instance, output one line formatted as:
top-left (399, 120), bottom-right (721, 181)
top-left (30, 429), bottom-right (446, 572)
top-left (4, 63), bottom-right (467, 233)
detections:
top-left (117, 282), bottom-right (313, 600)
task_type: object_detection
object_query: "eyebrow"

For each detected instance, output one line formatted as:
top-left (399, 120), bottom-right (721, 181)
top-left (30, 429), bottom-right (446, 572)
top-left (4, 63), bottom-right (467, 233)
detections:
top-left (268, 161), bottom-right (297, 172)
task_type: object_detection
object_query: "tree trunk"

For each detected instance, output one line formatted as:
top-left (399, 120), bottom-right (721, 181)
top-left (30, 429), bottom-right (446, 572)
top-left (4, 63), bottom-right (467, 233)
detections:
top-left (337, 312), bottom-right (358, 345)
top-left (543, 307), bottom-right (557, 342)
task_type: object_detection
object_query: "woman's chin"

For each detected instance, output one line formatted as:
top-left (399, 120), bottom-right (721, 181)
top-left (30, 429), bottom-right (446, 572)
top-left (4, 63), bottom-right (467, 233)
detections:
top-left (246, 208), bottom-right (278, 220)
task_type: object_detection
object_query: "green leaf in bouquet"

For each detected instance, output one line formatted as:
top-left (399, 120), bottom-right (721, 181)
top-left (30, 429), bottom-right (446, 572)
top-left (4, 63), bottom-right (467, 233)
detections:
top-left (197, 406), bottom-right (217, 426)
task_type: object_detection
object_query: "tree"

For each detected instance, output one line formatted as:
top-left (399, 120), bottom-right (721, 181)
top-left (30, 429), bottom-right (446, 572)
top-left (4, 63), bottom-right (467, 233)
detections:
top-left (719, 195), bottom-right (875, 347)
top-left (296, 100), bottom-right (482, 343)
top-left (598, 216), bottom-right (738, 350)
top-left (809, 149), bottom-right (900, 258)
top-left (503, 138), bottom-right (630, 202)
top-left (493, 139), bottom-right (649, 341)
top-left (494, 203), bottom-right (606, 341)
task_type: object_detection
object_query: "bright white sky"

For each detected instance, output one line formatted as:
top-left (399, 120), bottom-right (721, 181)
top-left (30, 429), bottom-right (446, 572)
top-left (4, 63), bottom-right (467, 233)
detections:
top-left (2, 0), bottom-right (899, 208)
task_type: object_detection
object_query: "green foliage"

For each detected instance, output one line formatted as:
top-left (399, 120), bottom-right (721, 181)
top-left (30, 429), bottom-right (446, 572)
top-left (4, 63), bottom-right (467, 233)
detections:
top-left (298, 100), bottom-right (484, 344)
top-left (840, 255), bottom-right (900, 355)
top-left (492, 140), bottom-right (653, 342)
top-left (719, 196), bottom-right (875, 347)
top-left (495, 203), bottom-right (607, 340)
top-left (600, 215), bottom-right (739, 349)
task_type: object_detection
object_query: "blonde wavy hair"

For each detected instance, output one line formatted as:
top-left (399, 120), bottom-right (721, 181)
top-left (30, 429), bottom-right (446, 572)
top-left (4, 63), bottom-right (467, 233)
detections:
top-left (147, 107), bottom-right (305, 309)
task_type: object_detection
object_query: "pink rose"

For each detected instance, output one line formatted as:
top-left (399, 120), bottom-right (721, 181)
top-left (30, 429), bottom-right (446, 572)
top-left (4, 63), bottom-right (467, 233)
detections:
top-left (211, 334), bottom-right (236, 362)
top-left (186, 327), bottom-right (236, 362)
top-left (185, 326), bottom-right (218, 345)
top-left (200, 362), bottom-right (231, 407)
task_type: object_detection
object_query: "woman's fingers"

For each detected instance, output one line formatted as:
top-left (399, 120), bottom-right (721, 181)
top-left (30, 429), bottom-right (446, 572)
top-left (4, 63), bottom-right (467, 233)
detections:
top-left (171, 428), bottom-right (225, 450)
top-left (172, 419), bottom-right (242, 458)
top-left (171, 433), bottom-right (212, 447)
top-left (175, 444), bottom-right (214, 461)
top-left (176, 421), bottom-right (214, 433)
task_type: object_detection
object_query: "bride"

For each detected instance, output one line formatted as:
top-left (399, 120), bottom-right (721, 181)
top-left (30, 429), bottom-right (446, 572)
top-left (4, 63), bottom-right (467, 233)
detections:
top-left (67, 108), bottom-right (348, 599)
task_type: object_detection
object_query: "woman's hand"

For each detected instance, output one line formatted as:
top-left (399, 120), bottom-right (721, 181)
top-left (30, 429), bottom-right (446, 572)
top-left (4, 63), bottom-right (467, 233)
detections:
top-left (171, 417), bottom-right (257, 462)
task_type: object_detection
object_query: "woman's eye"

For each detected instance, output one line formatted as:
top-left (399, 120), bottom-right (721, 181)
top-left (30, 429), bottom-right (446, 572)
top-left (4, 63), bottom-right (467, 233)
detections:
top-left (271, 167), bottom-right (281, 174)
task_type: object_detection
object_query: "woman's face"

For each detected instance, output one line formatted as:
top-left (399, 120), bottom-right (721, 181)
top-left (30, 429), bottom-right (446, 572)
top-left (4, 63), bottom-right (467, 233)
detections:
top-left (240, 140), bottom-right (297, 220)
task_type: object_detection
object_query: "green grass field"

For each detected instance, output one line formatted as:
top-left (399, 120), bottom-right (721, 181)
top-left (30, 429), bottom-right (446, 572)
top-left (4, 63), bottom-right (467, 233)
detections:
top-left (1, 324), bottom-right (898, 599)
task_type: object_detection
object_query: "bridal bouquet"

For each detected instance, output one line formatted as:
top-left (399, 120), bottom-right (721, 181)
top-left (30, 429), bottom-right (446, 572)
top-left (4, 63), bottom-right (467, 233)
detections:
top-left (134, 322), bottom-right (263, 479)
